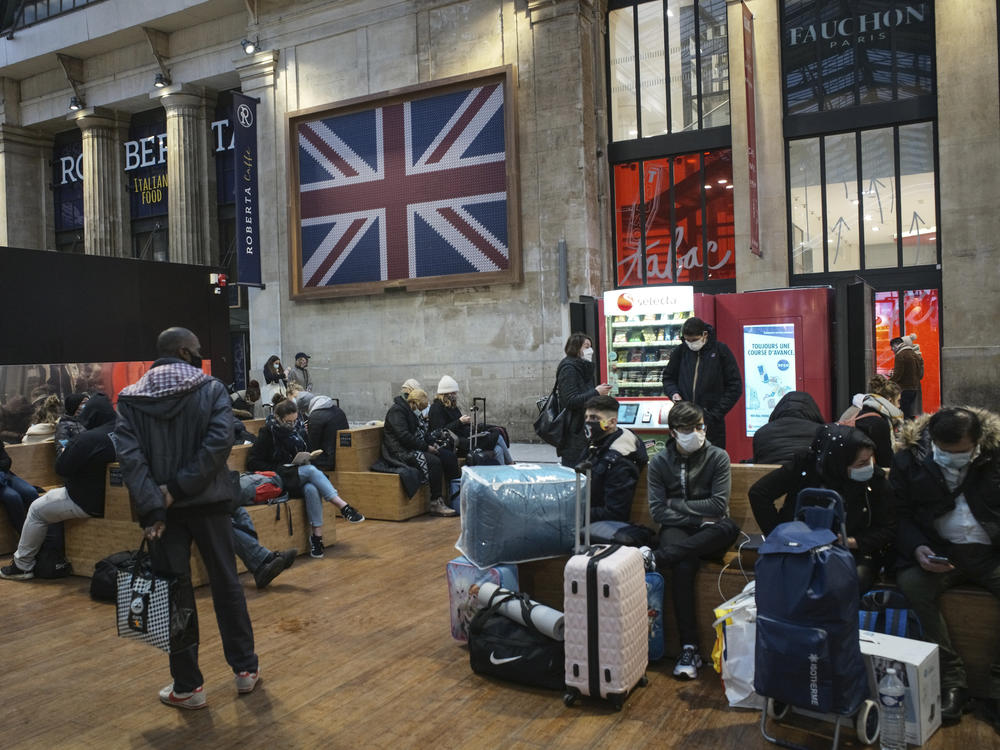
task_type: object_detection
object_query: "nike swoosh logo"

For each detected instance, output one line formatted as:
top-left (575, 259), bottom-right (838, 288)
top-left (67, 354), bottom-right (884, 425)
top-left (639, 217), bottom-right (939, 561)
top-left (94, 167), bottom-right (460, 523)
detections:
top-left (489, 652), bottom-right (523, 665)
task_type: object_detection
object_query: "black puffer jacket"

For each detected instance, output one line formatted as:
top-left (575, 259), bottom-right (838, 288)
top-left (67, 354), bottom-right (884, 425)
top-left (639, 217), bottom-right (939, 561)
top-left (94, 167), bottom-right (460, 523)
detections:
top-left (583, 428), bottom-right (649, 522)
top-left (56, 394), bottom-right (117, 516)
top-left (382, 395), bottom-right (427, 461)
top-left (749, 424), bottom-right (895, 556)
top-left (661, 324), bottom-right (742, 420)
top-left (890, 408), bottom-right (1000, 565)
top-left (246, 414), bottom-right (309, 495)
top-left (307, 396), bottom-right (349, 471)
top-left (555, 356), bottom-right (599, 462)
top-left (115, 359), bottom-right (239, 528)
top-left (752, 391), bottom-right (825, 466)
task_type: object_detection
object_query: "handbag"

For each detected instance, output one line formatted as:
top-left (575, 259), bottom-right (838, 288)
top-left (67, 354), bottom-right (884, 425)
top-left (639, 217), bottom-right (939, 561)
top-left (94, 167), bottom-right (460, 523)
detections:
top-left (711, 580), bottom-right (764, 709)
top-left (116, 538), bottom-right (198, 654)
top-left (533, 380), bottom-right (568, 447)
top-left (468, 588), bottom-right (565, 690)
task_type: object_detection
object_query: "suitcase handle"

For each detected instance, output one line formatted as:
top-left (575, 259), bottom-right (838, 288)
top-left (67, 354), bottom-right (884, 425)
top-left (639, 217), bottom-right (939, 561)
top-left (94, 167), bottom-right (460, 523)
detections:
top-left (573, 461), bottom-right (592, 553)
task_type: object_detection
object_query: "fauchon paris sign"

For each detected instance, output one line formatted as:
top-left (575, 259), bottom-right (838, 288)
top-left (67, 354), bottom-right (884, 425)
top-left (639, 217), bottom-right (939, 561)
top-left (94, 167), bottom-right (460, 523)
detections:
top-left (785, 3), bottom-right (929, 50)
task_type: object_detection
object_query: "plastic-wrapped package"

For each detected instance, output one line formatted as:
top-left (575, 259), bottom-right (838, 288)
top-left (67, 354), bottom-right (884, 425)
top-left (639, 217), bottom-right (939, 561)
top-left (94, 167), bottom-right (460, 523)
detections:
top-left (456, 464), bottom-right (583, 568)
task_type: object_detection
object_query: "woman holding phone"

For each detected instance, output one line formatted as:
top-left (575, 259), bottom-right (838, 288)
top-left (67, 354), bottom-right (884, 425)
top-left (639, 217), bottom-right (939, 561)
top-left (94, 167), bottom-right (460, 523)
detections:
top-left (248, 399), bottom-right (364, 559)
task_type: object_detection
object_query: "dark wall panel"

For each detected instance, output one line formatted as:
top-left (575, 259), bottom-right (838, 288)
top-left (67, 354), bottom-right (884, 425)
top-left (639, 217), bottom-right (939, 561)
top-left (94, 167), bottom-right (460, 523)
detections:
top-left (0, 246), bottom-right (231, 382)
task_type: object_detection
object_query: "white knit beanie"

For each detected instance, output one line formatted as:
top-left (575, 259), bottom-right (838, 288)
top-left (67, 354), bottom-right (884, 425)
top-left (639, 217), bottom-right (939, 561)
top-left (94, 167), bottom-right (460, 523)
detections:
top-left (437, 375), bottom-right (460, 394)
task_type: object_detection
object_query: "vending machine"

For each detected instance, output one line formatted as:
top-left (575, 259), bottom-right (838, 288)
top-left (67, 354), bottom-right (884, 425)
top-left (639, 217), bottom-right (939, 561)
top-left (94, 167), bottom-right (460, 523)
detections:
top-left (598, 286), bottom-right (713, 456)
top-left (713, 287), bottom-right (835, 462)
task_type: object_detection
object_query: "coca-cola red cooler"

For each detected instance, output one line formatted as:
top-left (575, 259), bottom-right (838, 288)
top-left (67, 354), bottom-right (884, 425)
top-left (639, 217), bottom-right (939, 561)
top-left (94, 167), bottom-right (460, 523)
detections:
top-left (713, 287), bottom-right (835, 462)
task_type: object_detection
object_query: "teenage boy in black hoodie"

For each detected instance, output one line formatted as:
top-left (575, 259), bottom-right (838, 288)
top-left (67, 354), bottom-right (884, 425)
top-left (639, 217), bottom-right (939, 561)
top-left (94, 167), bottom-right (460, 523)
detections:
top-left (1, 394), bottom-right (117, 580)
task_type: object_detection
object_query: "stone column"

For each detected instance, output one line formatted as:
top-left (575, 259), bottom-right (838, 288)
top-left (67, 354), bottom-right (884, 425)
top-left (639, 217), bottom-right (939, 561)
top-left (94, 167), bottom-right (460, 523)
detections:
top-left (72, 108), bottom-right (130, 257)
top-left (0, 125), bottom-right (54, 250)
top-left (154, 84), bottom-right (217, 265)
top-left (234, 51), bottom-right (282, 367)
top-left (937, 1), bottom-right (1000, 405)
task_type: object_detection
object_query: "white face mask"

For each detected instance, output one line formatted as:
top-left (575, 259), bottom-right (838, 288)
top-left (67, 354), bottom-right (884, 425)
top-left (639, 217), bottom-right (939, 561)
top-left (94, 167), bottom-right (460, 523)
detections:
top-left (581, 347), bottom-right (594, 362)
top-left (848, 461), bottom-right (874, 482)
top-left (932, 443), bottom-right (975, 470)
top-left (674, 430), bottom-right (706, 453)
top-left (686, 338), bottom-right (705, 352)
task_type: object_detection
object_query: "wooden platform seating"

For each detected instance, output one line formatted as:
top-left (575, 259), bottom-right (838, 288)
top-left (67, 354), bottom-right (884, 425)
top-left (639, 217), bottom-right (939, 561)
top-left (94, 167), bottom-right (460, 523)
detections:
top-left (326, 425), bottom-right (429, 521)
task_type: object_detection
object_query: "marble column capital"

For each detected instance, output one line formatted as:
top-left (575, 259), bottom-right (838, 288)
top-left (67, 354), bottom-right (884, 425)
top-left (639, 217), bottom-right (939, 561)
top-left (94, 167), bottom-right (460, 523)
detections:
top-left (152, 84), bottom-right (211, 113)
top-left (69, 107), bottom-right (129, 132)
top-left (234, 49), bottom-right (280, 93)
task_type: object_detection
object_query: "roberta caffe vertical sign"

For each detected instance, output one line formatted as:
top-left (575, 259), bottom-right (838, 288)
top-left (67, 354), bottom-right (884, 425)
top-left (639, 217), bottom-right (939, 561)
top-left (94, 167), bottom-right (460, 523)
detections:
top-left (232, 92), bottom-right (262, 287)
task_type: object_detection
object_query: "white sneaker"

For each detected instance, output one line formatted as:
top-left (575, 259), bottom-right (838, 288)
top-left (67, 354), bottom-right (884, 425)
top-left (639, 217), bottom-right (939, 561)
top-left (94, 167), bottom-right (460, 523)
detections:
top-left (159, 684), bottom-right (207, 709)
top-left (235, 670), bottom-right (260, 694)
top-left (428, 497), bottom-right (458, 517)
top-left (638, 546), bottom-right (656, 572)
top-left (673, 645), bottom-right (702, 680)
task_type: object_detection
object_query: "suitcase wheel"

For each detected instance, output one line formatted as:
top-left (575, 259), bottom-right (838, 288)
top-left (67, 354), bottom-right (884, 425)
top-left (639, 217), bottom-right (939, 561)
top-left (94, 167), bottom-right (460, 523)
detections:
top-left (609, 693), bottom-right (625, 711)
top-left (562, 689), bottom-right (579, 707)
top-left (766, 698), bottom-right (790, 720)
top-left (855, 699), bottom-right (880, 746)
top-left (638, 675), bottom-right (648, 688)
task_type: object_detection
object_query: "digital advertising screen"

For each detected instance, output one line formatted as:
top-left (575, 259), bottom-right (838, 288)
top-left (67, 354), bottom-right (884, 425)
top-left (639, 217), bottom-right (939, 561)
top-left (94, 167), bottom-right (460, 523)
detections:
top-left (743, 323), bottom-right (797, 436)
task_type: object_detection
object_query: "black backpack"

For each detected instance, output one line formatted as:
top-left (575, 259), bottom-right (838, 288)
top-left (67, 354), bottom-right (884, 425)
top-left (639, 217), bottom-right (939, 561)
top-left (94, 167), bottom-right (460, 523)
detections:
top-left (859, 588), bottom-right (924, 639)
top-left (33, 545), bottom-right (73, 579)
top-left (89, 550), bottom-right (136, 602)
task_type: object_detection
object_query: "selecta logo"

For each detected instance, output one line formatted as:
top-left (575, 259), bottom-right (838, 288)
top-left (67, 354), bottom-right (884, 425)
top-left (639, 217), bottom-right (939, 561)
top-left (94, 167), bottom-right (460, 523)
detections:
top-left (617, 294), bottom-right (634, 312)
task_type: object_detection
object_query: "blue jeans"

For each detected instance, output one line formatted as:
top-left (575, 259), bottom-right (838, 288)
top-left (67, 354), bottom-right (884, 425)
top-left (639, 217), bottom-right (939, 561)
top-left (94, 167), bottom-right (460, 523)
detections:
top-left (494, 435), bottom-right (513, 465)
top-left (298, 464), bottom-right (338, 528)
top-left (0, 473), bottom-right (39, 532)
top-left (230, 506), bottom-right (270, 574)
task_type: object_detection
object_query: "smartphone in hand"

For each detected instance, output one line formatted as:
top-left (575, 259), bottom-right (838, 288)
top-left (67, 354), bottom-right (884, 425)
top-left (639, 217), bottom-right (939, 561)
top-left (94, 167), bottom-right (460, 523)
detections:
top-left (927, 554), bottom-right (951, 565)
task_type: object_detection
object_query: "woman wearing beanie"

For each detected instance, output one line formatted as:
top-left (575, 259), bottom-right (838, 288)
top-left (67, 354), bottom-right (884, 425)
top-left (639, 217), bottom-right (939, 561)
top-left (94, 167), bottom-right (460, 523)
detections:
top-left (428, 375), bottom-right (513, 464)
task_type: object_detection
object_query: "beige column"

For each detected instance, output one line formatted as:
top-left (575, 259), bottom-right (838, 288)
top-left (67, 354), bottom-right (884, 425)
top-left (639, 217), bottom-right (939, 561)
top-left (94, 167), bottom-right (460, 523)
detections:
top-left (234, 51), bottom-right (283, 363)
top-left (937, 2), bottom-right (1000, 405)
top-left (72, 108), bottom-right (130, 257)
top-left (154, 84), bottom-right (217, 265)
top-left (0, 125), bottom-right (54, 250)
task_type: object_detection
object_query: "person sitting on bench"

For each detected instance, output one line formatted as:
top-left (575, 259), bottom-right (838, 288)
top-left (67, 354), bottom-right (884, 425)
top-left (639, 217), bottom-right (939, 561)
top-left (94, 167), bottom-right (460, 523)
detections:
top-left (1, 394), bottom-right (117, 580)
top-left (639, 401), bottom-right (739, 681)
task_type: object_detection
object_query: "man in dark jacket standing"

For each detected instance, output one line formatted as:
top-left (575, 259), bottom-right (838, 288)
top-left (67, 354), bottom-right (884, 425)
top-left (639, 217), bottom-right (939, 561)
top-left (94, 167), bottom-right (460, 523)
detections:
top-left (581, 395), bottom-right (648, 524)
top-left (0, 394), bottom-right (117, 580)
top-left (889, 336), bottom-right (923, 419)
top-left (288, 352), bottom-right (313, 391)
top-left (662, 317), bottom-right (742, 451)
top-left (114, 327), bottom-right (259, 710)
top-left (891, 406), bottom-right (1000, 725)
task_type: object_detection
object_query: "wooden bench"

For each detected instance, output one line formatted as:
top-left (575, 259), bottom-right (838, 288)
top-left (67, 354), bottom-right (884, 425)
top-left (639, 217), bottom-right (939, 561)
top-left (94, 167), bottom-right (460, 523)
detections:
top-left (1, 442), bottom-right (63, 554)
top-left (326, 425), bottom-right (429, 521)
top-left (62, 443), bottom-right (330, 587)
top-left (242, 418), bottom-right (265, 435)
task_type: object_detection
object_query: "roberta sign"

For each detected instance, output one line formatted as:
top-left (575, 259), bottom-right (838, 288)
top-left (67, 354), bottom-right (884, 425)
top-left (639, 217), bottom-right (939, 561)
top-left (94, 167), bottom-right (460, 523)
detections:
top-left (786, 3), bottom-right (929, 49)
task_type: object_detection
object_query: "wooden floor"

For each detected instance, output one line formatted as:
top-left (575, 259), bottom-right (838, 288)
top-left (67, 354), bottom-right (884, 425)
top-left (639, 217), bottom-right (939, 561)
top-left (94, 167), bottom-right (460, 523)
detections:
top-left (2, 517), bottom-right (998, 750)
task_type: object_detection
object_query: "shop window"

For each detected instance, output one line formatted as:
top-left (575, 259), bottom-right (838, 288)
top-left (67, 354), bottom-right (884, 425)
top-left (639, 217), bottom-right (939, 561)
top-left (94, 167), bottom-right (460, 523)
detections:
top-left (787, 123), bottom-right (938, 275)
top-left (608, 0), bottom-right (729, 142)
top-left (875, 288), bottom-right (939, 413)
top-left (613, 148), bottom-right (734, 286)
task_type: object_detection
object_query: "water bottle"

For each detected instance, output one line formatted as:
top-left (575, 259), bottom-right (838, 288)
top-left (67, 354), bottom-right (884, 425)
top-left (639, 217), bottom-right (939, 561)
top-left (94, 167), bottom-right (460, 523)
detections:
top-left (878, 667), bottom-right (907, 750)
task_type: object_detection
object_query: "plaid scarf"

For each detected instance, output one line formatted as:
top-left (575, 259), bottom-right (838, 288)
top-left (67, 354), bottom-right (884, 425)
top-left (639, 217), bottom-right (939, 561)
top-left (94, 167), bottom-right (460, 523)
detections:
top-left (120, 362), bottom-right (211, 398)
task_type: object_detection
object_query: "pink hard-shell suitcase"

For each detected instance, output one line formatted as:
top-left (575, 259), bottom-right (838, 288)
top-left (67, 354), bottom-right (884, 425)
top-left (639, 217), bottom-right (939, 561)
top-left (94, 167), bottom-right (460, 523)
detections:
top-left (562, 462), bottom-right (648, 710)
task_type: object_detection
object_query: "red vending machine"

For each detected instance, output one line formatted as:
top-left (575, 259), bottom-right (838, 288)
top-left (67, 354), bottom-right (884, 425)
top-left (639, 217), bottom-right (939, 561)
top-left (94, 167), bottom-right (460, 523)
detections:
top-left (598, 286), bottom-right (714, 456)
top-left (713, 287), bottom-right (835, 462)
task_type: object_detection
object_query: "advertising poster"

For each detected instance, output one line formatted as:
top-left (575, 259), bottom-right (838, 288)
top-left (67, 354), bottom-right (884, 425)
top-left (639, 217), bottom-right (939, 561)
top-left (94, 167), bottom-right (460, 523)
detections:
top-left (744, 323), bottom-right (796, 436)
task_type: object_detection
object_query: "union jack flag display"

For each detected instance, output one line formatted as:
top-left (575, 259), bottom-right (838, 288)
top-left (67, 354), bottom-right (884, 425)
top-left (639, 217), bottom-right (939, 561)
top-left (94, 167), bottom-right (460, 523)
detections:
top-left (293, 78), bottom-right (513, 293)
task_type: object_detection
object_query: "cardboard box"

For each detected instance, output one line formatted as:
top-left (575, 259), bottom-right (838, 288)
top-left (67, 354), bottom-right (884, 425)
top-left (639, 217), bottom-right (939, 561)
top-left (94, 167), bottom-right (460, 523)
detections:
top-left (859, 630), bottom-right (941, 746)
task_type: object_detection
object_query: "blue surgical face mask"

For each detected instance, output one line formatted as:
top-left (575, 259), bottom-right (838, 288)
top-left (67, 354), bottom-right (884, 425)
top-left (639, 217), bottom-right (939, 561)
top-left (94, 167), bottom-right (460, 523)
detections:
top-left (932, 443), bottom-right (975, 470)
top-left (848, 461), bottom-right (874, 482)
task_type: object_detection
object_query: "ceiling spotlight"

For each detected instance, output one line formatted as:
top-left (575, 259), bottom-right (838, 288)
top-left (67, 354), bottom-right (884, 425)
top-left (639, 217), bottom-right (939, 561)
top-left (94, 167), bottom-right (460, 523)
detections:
top-left (68, 96), bottom-right (84, 111)
top-left (241, 38), bottom-right (258, 55)
top-left (153, 72), bottom-right (170, 89)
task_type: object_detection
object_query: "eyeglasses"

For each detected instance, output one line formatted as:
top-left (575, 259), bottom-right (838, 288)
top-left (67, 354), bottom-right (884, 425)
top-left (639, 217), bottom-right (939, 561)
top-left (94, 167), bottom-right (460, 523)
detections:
top-left (281, 417), bottom-right (297, 426)
top-left (673, 424), bottom-right (706, 434)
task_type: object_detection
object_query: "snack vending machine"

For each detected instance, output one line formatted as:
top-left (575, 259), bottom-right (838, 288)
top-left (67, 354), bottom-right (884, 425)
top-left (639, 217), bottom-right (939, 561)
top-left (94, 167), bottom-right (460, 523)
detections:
top-left (598, 286), bottom-right (712, 456)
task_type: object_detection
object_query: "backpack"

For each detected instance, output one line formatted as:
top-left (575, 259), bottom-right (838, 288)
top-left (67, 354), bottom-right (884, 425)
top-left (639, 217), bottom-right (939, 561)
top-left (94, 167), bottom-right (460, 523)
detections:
top-left (238, 471), bottom-right (284, 505)
top-left (90, 550), bottom-right (136, 602)
top-left (859, 588), bottom-right (924, 639)
top-left (33, 545), bottom-right (73, 579)
top-left (837, 408), bottom-right (882, 429)
top-left (754, 488), bottom-right (868, 715)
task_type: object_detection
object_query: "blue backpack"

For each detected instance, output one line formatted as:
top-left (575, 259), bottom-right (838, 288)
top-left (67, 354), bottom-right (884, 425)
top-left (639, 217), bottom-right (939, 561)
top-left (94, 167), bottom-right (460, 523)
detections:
top-left (859, 588), bottom-right (924, 639)
top-left (754, 489), bottom-right (868, 716)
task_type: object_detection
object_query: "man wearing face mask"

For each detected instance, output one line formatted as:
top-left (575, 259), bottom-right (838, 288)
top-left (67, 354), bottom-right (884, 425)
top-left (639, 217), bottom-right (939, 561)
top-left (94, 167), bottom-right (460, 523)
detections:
top-left (638, 401), bottom-right (739, 680)
top-left (661, 317), bottom-right (742, 451)
top-left (581, 395), bottom-right (648, 527)
top-left (891, 406), bottom-right (1000, 725)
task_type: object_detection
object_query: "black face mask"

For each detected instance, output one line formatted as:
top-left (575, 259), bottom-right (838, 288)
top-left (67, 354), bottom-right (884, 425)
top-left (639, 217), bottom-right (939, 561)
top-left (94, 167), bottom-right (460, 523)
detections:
top-left (188, 354), bottom-right (203, 369)
top-left (584, 420), bottom-right (603, 442)
top-left (276, 421), bottom-right (295, 433)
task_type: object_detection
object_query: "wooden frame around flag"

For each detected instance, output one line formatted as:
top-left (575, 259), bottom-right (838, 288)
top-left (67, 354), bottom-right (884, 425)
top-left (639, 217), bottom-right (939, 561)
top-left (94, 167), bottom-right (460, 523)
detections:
top-left (286, 66), bottom-right (521, 299)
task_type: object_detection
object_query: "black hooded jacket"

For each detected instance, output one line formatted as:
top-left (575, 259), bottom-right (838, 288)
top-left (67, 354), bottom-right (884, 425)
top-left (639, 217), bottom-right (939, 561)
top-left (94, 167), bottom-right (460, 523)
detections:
top-left (583, 428), bottom-right (649, 522)
top-left (382, 395), bottom-right (427, 461)
top-left (555, 355), bottom-right (599, 461)
top-left (56, 394), bottom-right (117, 516)
top-left (752, 391), bottom-right (826, 466)
top-left (661, 324), bottom-right (742, 419)
top-left (748, 424), bottom-right (894, 556)
top-left (307, 396), bottom-right (349, 471)
top-left (247, 414), bottom-right (309, 494)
